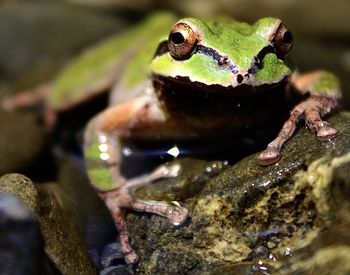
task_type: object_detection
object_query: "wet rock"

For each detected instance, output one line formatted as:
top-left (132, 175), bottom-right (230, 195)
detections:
top-left (54, 153), bottom-right (116, 255)
top-left (278, 223), bottom-right (350, 274)
top-left (124, 112), bottom-right (350, 274)
top-left (98, 243), bottom-right (134, 274)
top-left (0, 174), bottom-right (40, 211)
top-left (0, 193), bottom-right (44, 275)
top-left (0, 109), bottom-right (46, 175)
top-left (100, 243), bottom-right (124, 268)
top-left (54, 154), bottom-right (139, 272)
top-left (135, 159), bottom-right (228, 201)
top-left (0, 173), bottom-right (97, 274)
top-left (100, 265), bottom-right (134, 275)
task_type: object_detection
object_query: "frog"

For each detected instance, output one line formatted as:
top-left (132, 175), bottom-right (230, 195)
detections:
top-left (1, 13), bottom-right (177, 130)
top-left (83, 13), bottom-right (341, 264)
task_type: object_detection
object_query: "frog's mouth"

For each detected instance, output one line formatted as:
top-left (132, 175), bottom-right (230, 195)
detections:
top-left (151, 73), bottom-right (291, 116)
top-left (151, 73), bottom-right (289, 96)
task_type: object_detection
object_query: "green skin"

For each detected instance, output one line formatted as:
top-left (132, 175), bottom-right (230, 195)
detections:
top-left (48, 13), bottom-right (178, 111)
top-left (82, 13), bottom-right (341, 264)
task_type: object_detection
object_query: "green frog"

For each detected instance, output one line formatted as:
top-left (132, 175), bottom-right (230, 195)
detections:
top-left (83, 13), bottom-right (341, 264)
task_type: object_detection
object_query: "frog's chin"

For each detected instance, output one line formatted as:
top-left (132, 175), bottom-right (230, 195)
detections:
top-left (151, 74), bottom-right (289, 96)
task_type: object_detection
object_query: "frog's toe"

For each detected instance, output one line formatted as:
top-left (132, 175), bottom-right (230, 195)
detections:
top-left (317, 125), bottom-right (337, 141)
top-left (166, 206), bottom-right (188, 226)
top-left (258, 147), bottom-right (281, 166)
top-left (155, 163), bottom-right (181, 178)
top-left (124, 251), bottom-right (139, 264)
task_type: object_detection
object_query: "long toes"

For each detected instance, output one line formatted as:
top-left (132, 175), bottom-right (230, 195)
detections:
top-left (165, 164), bottom-right (181, 177)
top-left (258, 147), bottom-right (281, 166)
top-left (317, 125), bottom-right (337, 141)
top-left (153, 164), bottom-right (181, 179)
top-left (166, 206), bottom-right (188, 226)
top-left (124, 251), bottom-right (139, 264)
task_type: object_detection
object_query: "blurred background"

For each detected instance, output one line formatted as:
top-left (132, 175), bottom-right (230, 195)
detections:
top-left (0, 0), bottom-right (349, 107)
top-left (0, 2), bottom-right (349, 273)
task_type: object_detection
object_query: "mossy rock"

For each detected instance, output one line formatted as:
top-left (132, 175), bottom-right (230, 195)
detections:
top-left (125, 112), bottom-right (350, 274)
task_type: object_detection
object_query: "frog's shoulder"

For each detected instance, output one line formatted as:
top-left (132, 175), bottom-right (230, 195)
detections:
top-left (48, 12), bottom-right (177, 111)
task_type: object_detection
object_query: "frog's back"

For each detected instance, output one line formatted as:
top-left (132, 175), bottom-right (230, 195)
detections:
top-left (48, 12), bottom-right (177, 111)
top-left (109, 13), bottom-right (178, 105)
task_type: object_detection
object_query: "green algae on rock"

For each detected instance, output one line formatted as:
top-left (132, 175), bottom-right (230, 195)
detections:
top-left (124, 112), bottom-right (350, 274)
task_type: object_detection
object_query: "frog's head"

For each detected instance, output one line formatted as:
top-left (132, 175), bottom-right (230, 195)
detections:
top-left (150, 17), bottom-right (293, 93)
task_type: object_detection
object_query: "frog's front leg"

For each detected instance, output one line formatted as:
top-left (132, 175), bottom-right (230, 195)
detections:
top-left (258, 71), bottom-right (341, 165)
top-left (84, 96), bottom-right (188, 264)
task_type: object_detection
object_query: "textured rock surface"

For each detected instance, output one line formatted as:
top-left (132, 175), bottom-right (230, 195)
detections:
top-left (0, 173), bottom-right (97, 274)
top-left (125, 112), bottom-right (350, 274)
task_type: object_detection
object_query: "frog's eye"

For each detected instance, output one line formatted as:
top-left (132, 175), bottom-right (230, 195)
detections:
top-left (272, 23), bottom-right (293, 59)
top-left (168, 22), bottom-right (197, 60)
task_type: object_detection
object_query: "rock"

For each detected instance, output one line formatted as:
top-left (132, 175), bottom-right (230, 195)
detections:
top-left (123, 112), bottom-right (350, 274)
top-left (0, 173), bottom-right (97, 274)
top-left (0, 174), bottom-right (40, 211)
top-left (54, 153), bottom-right (116, 254)
top-left (274, 223), bottom-right (350, 275)
top-left (0, 193), bottom-right (44, 275)
top-left (100, 265), bottom-right (134, 275)
top-left (0, 109), bottom-right (46, 175)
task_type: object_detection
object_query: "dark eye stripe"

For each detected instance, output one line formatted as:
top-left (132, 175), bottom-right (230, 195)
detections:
top-left (195, 45), bottom-right (238, 74)
top-left (256, 45), bottom-right (275, 61)
top-left (249, 45), bottom-right (275, 71)
top-left (153, 40), bottom-right (169, 57)
top-left (154, 41), bottom-right (239, 74)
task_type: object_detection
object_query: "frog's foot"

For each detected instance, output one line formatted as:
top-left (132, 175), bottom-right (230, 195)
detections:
top-left (258, 95), bottom-right (338, 166)
top-left (304, 107), bottom-right (338, 141)
top-left (102, 201), bottom-right (139, 264)
top-left (130, 200), bottom-right (189, 226)
top-left (1, 83), bottom-right (51, 111)
top-left (317, 125), bottom-right (337, 140)
top-left (123, 251), bottom-right (138, 265)
top-left (258, 146), bottom-right (281, 166)
top-left (126, 163), bottom-right (188, 225)
top-left (102, 190), bottom-right (188, 263)
top-left (126, 163), bottom-right (181, 190)
top-left (100, 164), bottom-right (188, 264)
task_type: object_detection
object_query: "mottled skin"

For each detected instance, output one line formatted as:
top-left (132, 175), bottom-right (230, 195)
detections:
top-left (83, 14), bottom-right (341, 263)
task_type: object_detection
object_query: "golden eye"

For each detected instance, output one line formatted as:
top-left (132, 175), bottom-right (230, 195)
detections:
top-left (272, 23), bottom-right (293, 59)
top-left (168, 22), bottom-right (198, 60)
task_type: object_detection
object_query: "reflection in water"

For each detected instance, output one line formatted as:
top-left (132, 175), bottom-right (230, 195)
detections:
top-left (167, 145), bottom-right (180, 158)
top-left (119, 124), bottom-right (276, 179)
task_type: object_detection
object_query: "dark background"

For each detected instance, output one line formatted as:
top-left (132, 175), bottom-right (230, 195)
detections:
top-left (0, 0), bottom-right (349, 107)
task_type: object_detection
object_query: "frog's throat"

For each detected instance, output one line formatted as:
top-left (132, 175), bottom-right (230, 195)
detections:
top-left (151, 74), bottom-right (291, 120)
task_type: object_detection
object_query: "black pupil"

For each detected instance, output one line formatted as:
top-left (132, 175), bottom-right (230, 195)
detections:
top-left (282, 31), bottom-right (293, 43)
top-left (171, 32), bottom-right (185, 44)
